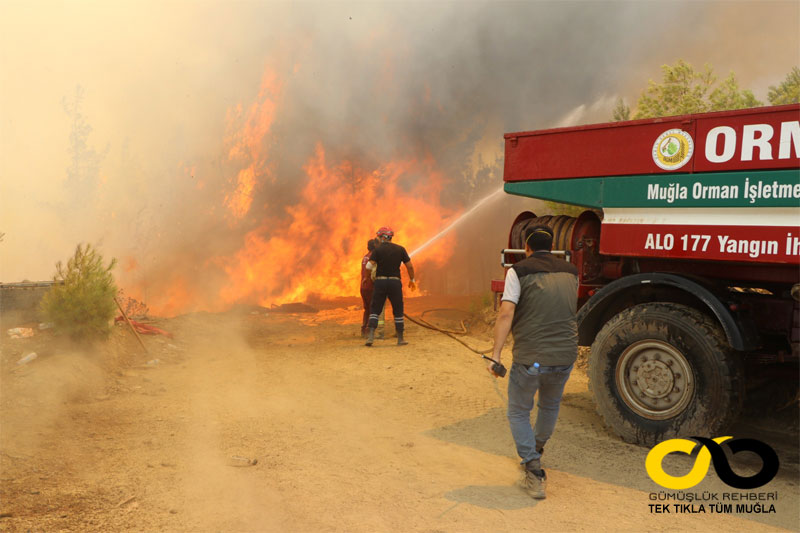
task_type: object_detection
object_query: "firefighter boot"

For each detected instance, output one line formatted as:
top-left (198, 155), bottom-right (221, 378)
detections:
top-left (365, 328), bottom-right (375, 347)
top-left (397, 331), bottom-right (408, 346)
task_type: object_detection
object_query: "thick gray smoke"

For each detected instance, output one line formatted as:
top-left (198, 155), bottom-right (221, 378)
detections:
top-left (1, 1), bottom-right (797, 312)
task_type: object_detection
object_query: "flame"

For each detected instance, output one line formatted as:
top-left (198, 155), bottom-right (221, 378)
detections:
top-left (150, 277), bottom-right (194, 318)
top-left (121, 143), bottom-right (457, 316)
top-left (219, 144), bottom-right (456, 306)
top-left (224, 68), bottom-right (283, 221)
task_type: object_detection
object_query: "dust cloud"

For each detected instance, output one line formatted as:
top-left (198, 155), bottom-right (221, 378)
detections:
top-left (0, 345), bottom-right (108, 462)
top-left (1, 1), bottom-right (797, 314)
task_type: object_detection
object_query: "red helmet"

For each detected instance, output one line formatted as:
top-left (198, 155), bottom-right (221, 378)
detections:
top-left (376, 226), bottom-right (394, 239)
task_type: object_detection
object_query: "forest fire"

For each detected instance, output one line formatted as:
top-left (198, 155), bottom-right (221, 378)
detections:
top-left (122, 67), bottom-right (458, 316)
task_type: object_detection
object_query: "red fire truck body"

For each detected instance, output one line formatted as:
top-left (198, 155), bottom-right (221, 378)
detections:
top-left (495, 104), bottom-right (800, 444)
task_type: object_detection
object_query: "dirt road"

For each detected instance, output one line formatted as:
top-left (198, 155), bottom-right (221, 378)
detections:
top-left (1, 297), bottom-right (798, 532)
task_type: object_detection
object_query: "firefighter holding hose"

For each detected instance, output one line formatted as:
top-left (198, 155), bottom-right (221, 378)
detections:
top-left (365, 226), bottom-right (416, 346)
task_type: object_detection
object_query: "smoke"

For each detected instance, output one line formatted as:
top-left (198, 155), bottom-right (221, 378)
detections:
top-left (1, 1), bottom-right (797, 312)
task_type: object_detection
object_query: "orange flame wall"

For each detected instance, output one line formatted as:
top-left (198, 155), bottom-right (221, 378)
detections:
top-left (219, 144), bottom-right (456, 308)
top-left (123, 146), bottom-right (457, 316)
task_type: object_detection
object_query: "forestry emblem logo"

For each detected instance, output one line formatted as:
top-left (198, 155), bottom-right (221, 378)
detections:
top-left (653, 129), bottom-right (694, 170)
top-left (646, 436), bottom-right (780, 490)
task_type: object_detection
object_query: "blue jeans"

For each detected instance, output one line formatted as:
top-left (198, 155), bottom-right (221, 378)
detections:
top-left (507, 362), bottom-right (573, 467)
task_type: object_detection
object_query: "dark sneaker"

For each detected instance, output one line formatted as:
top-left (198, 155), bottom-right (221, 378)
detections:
top-left (522, 469), bottom-right (546, 499)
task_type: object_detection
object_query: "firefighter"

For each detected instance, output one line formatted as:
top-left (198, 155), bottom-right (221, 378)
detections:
top-left (360, 238), bottom-right (378, 338)
top-left (365, 226), bottom-right (416, 346)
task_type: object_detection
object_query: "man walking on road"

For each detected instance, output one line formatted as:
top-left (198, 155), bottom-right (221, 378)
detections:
top-left (365, 226), bottom-right (416, 346)
top-left (488, 224), bottom-right (578, 499)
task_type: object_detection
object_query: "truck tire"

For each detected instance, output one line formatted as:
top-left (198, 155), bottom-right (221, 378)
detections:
top-left (588, 302), bottom-right (743, 446)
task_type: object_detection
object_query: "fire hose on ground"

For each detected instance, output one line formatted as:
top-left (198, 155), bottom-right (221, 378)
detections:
top-left (403, 311), bottom-right (507, 377)
top-left (402, 311), bottom-right (490, 355)
top-left (403, 311), bottom-right (508, 399)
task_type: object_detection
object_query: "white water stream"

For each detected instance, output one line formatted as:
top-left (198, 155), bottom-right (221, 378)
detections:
top-left (408, 186), bottom-right (504, 258)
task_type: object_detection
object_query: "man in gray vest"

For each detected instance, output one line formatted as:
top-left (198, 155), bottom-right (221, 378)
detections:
top-left (488, 224), bottom-right (578, 499)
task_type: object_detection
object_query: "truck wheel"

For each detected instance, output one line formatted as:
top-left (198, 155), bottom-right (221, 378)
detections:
top-left (588, 302), bottom-right (743, 446)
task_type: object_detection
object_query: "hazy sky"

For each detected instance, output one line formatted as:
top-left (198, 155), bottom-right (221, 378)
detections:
top-left (1, 1), bottom-right (798, 308)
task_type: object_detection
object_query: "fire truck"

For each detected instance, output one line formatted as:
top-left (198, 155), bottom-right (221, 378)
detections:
top-left (493, 104), bottom-right (800, 445)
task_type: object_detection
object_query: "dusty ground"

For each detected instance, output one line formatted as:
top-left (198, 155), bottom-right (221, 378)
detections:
top-left (1, 296), bottom-right (798, 532)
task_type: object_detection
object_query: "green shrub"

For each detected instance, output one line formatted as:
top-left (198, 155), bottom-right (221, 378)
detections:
top-left (40, 244), bottom-right (118, 341)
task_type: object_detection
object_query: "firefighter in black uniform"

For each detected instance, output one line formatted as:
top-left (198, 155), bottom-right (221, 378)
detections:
top-left (365, 226), bottom-right (416, 346)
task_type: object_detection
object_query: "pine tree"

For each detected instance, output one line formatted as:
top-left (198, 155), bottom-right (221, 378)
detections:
top-left (612, 98), bottom-right (630, 121)
top-left (40, 244), bottom-right (118, 341)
